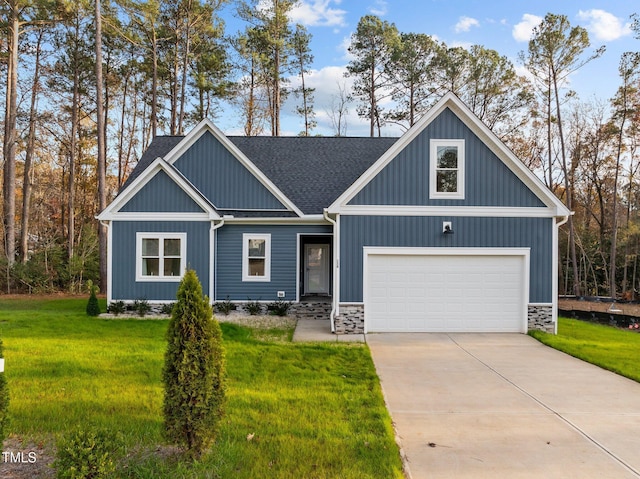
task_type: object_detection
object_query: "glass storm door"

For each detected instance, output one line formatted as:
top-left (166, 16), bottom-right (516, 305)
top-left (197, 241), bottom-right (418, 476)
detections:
top-left (304, 244), bottom-right (330, 295)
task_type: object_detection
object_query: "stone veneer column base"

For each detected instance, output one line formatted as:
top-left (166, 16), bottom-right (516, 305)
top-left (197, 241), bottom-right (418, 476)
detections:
top-left (333, 304), bottom-right (555, 334)
top-left (528, 304), bottom-right (554, 333)
top-left (334, 304), bottom-right (365, 334)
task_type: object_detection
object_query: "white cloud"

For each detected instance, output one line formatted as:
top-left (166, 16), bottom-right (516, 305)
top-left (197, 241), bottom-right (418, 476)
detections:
top-left (282, 65), bottom-right (360, 135)
top-left (454, 16), bottom-right (479, 33)
top-left (368, 0), bottom-right (388, 17)
top-left (290, 0), bottom-right (347, 27)
top-left (512, 13), bottom-right (543, 42)
top-left (577, 9), bottom-right (632, 42)
top-left (338, 35), bottom-right (354, 61)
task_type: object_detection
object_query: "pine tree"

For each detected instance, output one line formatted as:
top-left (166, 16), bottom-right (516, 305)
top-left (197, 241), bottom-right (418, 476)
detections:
top-left (86, 281), bottom-right (100, 316)
top-left (163, 269), bottom-right (225, 458)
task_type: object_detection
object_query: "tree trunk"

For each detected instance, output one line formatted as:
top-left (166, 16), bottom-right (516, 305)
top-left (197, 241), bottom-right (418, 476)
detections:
top-left (95, 0), bottom-right (108, 290)
top-left (3, 6), bottom-right (19, 268)
top-left (369, 62), bottom-right (375, 137)
top-left (20, 28), bottom-right (44, 263)
top-left (552, 67), bottom-right (580, 295)
top-left (151, 29), bottom-right (159, 138)
top-left (170, 34), bottom-right (180, 135)
top-left (178, 2), bottom-right (191, 135)
top-left (68, 25), bottom-right (80, 260)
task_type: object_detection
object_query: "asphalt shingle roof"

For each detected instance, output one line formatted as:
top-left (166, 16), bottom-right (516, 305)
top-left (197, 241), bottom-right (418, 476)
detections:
top-left (122, 134), bottom-right (398, 215)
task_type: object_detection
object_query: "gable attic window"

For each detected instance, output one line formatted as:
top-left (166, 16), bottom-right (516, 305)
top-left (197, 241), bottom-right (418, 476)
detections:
top-left (136, 233), bottom-right (186, 281)
top-left (429, 139), bottom-right (465, 199)
top-left (242, 233), bottom-right (271, 282)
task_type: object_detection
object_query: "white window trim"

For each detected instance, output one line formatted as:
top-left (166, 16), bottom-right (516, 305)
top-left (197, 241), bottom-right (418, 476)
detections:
top-left (242, 233), bottom-right (271, 282)
top-left (136, 232), bottom-right (187, 282)
top-left (430, 139), bottom-right (465, 200)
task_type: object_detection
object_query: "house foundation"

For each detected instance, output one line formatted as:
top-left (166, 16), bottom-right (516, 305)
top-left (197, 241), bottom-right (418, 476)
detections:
top-left (528, 304), bottom-right (554, 333)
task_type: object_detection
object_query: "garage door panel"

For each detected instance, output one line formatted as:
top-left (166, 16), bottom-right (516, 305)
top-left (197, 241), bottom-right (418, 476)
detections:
top-left (366, 252), bottom-right (526, 333)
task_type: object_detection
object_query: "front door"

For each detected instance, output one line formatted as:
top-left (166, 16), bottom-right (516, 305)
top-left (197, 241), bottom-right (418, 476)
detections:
top-left (304, 243), bottom-right (330, 295)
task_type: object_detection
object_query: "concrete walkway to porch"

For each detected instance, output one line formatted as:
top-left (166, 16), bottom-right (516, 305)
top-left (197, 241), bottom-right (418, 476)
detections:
top-left (292, 319), bottom-right (365, 343)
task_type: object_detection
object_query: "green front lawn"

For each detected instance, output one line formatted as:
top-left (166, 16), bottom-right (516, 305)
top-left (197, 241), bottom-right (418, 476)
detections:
top-left (0, 297), bottom-right (404, 478)
top-left (530, 317), bottom-right (640, 383)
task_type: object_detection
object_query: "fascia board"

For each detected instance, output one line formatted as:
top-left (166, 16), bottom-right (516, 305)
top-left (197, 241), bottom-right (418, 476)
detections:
top-left (327, 92), bottom-right (571, 218)
top-left (96, 157), bottom-right (219, 220)
top-left (327, 95), bottom-right (450, 213)
top-left (445, 99), bottom-right (571, 217)
top-left (163, 119), bottom-right (304, 217)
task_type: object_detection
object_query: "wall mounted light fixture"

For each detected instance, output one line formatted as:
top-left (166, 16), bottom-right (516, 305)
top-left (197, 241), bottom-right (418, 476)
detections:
top-left (443, 221), bottom-right (454, 235)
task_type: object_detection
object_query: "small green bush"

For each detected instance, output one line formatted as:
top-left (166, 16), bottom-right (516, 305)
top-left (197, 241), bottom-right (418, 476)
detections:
top-left (0, 339), bottom-right (9, 453)
top-left (54, 427), bottom-right (122, 479)
top-left (164, 269), bottom-right (226, 459)
top-left (246, 299), bottom-right (262, 315)
top-left (85, 282), bottom-right (100, 317)
top-left (133, 299), bottom-right (150, 317)
top-left (215, 296), bottom-right (236, 316)
top-left (107, 301), bottom-right (125, 316)
top-left (267, 299), bottom-right (291, 316)
top-left (160, 302), bottom-right (175, 315)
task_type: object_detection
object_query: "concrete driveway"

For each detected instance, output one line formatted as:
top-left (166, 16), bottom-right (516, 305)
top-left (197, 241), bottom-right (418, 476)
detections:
top-left (367, 333), bottom-right (640, 479)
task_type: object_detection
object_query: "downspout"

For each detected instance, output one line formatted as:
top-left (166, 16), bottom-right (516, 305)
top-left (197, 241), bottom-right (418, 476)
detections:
top-left (323, 209), bottom-right (338, 333)
top-left (210, 218), bottom-right (225, 303)
top-left (98, 219), bottom-right (111, 304)
top-left (554, 213), bottom-right (572, 334)
top-left (556, 214), bottom-right (570, 228)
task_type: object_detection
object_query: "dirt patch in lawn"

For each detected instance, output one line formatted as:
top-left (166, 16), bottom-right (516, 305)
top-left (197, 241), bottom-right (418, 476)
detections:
top-left (0, 436), bottom-right (55, 478)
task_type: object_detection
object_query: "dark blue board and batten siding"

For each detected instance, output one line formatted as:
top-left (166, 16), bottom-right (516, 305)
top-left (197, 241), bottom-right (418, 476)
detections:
top-left (119, 170), bottom-right (206, 213)
top-left (172, 131), bottom-right (289, 211)
top-left (111, 221), bottom-right (211, 301)
top-left (215, 224), bottom-right (331, 301)
top-left (339, 216), bottom-right (553, 303)
top-left (348, 108), bottom-right (546, 208)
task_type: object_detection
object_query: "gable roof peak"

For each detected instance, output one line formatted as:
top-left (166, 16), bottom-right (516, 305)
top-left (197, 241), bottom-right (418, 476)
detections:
top-left (327, 92), bottom-right (571, 217)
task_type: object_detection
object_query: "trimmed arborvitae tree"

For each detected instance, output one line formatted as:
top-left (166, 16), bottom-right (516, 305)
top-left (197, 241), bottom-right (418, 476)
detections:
top-left (86, 281), bottom-right (100, 316)
top-left (163, 269), bottom-right (225, 458)
top-left (0, 339), bottom-right (9, 452)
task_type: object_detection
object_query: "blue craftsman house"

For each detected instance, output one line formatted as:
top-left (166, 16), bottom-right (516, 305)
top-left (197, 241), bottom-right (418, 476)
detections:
top-left (97, 93), bottom-right (570, 334)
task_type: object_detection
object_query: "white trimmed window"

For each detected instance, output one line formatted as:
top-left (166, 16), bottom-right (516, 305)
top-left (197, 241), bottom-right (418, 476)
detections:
top-left (136, 233), bottom-right (186, 281)
top-left (430, 139), bottom-right (465, 199)
top-left (242, 233), bottom-right (271, 282)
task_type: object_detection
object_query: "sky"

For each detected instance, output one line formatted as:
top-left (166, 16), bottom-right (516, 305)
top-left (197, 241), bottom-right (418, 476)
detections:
top-left (215, 0), bottom-right (638, 136)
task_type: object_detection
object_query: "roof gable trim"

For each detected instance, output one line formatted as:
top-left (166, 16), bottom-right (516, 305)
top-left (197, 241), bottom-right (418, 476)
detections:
top-left (163, 119), bottom-right (304, 217)
top-left (327, 92), bottom-right (570, 217)
top-left (97, 158), bottom-right (219, 221)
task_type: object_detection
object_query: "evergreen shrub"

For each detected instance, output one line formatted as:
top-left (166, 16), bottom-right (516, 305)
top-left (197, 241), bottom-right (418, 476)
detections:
top-left (163, 269), bottom-right (226, 458)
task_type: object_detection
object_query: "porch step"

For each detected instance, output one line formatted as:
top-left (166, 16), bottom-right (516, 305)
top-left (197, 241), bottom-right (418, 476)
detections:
top-left (290, 301), bottom-right (332, 321)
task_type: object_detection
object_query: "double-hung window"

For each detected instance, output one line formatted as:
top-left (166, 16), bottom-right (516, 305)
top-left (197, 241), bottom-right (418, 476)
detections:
top-left (136, 233), bottom-right (186, 281)
top-left (242, 233), bottom-right (271, 282)
top-left (430, 139), bottom-right (465, 199)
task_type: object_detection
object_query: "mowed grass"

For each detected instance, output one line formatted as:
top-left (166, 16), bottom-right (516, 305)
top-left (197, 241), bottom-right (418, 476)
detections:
top-left (529, 317), bottom-right (640, 383)
top-left (0, 297), bottom-right (403, 478)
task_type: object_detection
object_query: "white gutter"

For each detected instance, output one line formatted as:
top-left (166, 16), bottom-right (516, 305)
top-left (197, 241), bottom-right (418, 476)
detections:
top-left (323, 209), bottom-right (338, 333)
top-left (210, 218), bottom-right (225, 302)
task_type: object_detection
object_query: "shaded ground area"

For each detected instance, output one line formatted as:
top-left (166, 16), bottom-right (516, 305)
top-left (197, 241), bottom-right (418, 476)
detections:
top-left (559, 298), bottom-right (640, 317)
top-left (558, 298), bottom-right (640, 329)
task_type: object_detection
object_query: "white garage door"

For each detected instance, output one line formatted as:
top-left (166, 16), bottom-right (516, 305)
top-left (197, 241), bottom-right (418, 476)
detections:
top-left (364, 249), bottom-right (528, 333)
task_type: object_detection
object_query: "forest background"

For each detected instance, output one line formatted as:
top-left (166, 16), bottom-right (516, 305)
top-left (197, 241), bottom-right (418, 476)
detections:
top-left (0, 0), bottom-right (639, 301)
